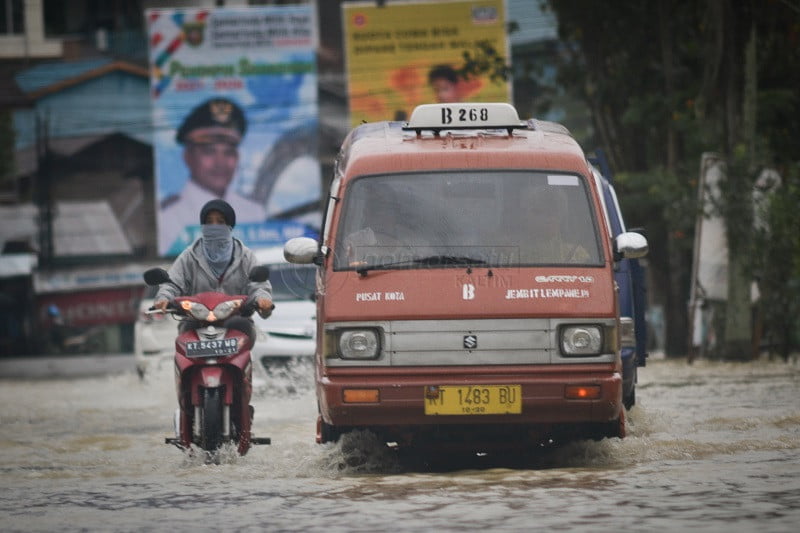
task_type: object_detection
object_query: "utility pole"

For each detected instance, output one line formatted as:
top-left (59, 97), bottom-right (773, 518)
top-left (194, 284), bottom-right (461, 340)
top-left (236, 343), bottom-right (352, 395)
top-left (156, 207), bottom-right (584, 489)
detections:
top-left (35, 113), bottom-right (54, 268)
top-left (722, 23), bottom-right (758, 361)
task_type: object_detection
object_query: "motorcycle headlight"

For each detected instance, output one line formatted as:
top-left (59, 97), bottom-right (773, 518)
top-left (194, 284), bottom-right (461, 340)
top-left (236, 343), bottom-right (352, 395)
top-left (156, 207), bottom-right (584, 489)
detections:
top-left (338, 329), bottom-right (381, 359)
top-left (212, 299), bottom-right (243, 320)
top-left (560, 325), bottom-right (603, 356)
top-left (181, 301), bottom-right (211, 321)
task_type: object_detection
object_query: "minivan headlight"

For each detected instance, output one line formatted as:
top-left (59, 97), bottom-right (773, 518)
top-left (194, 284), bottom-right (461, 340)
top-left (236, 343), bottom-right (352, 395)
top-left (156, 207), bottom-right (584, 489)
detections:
top-left (338, 329), bottom-right (381, 359)
top-left (560, 325), bottom-right (603, 356)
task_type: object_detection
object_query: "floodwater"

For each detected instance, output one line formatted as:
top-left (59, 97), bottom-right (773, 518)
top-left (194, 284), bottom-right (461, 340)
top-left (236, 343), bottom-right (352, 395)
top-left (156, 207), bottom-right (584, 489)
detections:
top-left (1, 356), bottom-right (798, 532)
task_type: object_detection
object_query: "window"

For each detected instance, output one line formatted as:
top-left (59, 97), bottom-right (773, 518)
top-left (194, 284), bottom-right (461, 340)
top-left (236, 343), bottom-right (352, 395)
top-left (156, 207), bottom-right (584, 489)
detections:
top-left (0, 0), bottom-right (23, 35)
top-left (334, 171), bottom-right (603, 271)
top-left (267, 263), bottom-right (316, 301)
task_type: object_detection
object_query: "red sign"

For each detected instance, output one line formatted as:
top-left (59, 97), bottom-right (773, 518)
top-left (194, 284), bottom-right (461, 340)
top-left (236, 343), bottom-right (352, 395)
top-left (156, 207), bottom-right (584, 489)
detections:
top-left (38, 287), bottom-right (144, 327)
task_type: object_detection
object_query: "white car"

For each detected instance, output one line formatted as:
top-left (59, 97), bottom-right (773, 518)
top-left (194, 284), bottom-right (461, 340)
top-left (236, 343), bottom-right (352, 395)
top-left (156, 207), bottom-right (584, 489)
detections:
top-left (251, 246), bottom-right (316, 373)
top-left (133, 284), bottom-right (179, 379)
top-left (133, 247), bottom-right (317, 382)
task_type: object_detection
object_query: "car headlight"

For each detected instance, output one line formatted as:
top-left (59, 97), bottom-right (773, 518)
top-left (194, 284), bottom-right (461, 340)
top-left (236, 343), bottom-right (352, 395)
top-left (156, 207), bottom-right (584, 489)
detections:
top-left (560, 325), bottom-right (603, 356)
top-left (338, 329), bottom-right (381, 359)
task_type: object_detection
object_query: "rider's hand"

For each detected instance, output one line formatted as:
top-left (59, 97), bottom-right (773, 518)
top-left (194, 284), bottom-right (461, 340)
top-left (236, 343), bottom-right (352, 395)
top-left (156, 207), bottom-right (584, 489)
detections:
top-left (256, 297), bottom-right (274, 318)
top-left (153, 298), bottom-right (169, 312)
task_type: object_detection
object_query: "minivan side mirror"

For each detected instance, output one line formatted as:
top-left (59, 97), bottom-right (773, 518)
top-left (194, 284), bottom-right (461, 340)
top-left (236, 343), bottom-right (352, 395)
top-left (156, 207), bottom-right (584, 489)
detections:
top-left (614, 232), bottom-right (648, 260)
top-left (284, 237), bottom-right (320, 265)
top-left (143, 267), bottom-right (170, 286)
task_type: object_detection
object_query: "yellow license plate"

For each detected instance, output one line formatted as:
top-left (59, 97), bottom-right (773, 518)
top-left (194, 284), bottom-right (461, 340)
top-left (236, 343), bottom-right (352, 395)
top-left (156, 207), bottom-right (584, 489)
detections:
top-left (424, 385), bottom-right (521, 415)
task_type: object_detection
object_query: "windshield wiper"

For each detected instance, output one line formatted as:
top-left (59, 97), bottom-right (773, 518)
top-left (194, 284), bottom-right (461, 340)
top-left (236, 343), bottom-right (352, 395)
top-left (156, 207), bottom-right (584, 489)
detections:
top-left (356, 255), bottom-right (487, 276)
top-left (413, 255), bottom-right (487, 266)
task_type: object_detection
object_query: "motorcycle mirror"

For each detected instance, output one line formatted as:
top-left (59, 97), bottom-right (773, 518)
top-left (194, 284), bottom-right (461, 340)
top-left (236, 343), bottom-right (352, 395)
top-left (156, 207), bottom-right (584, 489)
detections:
top-left (143, 267), bottom-right (171, 286)
top-left (249, 265), bottom-right (270, 282)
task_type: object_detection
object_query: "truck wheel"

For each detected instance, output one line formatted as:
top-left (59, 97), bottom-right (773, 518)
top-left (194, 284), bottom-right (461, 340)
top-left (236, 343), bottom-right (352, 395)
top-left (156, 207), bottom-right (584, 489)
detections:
top-left (201, 388), bottom-right (223, 452)
top-left (593, 408), bottom-right (626, 441)
top-left (623, 386), bottom-right (636, 410)
top-left (614, 408), bottom-right (626, 439)
top-left (317, 415), bottom-right (341, 444)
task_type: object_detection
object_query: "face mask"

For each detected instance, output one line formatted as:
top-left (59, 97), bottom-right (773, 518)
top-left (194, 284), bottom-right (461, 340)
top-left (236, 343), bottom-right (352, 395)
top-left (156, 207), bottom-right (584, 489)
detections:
top-left (201, 224), bottom-right (233, 277)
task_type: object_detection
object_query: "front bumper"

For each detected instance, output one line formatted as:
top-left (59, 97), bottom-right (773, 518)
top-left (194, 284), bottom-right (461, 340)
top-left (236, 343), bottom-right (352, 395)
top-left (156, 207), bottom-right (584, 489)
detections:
top-left (318, 363), bottom-right (622, 428)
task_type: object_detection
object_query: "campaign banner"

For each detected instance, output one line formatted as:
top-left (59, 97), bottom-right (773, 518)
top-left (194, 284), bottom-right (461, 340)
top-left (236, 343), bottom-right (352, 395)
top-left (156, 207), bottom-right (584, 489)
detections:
top-left (342, 0), bottom-right (510, 126)
top-left (146, 5), bottom-right (320, 256)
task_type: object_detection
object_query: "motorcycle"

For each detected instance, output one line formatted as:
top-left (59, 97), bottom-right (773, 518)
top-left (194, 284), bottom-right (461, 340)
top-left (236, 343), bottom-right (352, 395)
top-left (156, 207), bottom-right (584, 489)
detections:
top-left (143, 266), bottom-right (272, 458)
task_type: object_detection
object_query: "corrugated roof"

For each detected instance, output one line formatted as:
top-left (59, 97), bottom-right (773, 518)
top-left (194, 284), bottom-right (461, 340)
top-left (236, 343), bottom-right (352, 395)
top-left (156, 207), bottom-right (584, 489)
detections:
top-left (0, 200), bottom-right (132, 256)
top-left (0, 204), bottom-right (39, 246)
top-left (54, 201), bottom-right (132, 256)
top-left (14, 58), bottom-right (114, 94)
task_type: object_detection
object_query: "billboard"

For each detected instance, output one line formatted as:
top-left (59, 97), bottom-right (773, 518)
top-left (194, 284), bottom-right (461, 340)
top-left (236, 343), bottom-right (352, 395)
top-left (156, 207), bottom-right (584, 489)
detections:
top-left (147, 5), bottom-right (320, 256)
top-left (342, 0), bottom-right (510, 126)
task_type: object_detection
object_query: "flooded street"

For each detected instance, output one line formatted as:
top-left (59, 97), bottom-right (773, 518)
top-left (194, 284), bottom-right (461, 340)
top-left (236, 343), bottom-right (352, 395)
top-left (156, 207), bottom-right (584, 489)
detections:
top-left (1, 356), bottom-right (798, 532)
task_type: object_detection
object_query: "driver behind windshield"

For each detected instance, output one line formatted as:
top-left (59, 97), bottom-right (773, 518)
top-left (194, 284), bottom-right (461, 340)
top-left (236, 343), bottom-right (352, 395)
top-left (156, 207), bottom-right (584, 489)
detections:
top-left (516, 186), bottom-right (591, 264)
top-left (341, 193), bottom-right (423, 267)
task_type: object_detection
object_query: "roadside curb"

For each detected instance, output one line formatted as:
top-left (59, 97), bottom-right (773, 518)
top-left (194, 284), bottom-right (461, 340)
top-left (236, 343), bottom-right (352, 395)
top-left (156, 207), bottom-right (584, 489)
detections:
top-left (0, 353), bottom-right (135, 379)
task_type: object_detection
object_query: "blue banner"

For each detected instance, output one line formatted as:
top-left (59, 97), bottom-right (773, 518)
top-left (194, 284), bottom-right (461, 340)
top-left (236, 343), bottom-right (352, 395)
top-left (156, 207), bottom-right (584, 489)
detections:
top-left (147, 5), bottom-right (321, 256)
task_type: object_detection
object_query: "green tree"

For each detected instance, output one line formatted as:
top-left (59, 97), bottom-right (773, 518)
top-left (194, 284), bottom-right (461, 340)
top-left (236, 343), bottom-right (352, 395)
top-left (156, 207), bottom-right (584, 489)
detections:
top-left (545, 0), bottom-right (800, 358)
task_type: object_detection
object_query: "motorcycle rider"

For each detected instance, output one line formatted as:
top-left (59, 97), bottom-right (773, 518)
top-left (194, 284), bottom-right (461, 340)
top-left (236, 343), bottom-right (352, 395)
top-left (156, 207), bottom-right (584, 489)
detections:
top-left (153, 199), bottom-right (273, 340)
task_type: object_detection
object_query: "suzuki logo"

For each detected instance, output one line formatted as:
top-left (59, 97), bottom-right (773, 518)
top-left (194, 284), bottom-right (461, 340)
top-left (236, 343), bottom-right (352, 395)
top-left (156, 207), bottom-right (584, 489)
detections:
top-left (463, 335), bottom-right (478, 349)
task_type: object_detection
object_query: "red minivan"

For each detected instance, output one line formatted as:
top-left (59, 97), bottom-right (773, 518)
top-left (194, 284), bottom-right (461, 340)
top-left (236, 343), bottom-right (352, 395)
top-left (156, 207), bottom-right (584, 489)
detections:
top-left (284, 103), bottom-right (648, 450)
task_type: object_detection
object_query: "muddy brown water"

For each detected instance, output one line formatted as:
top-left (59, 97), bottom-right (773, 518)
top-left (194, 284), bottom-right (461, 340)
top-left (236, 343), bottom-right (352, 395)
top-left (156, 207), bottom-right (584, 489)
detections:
top-left (1, 356), bottom-right (798, 532)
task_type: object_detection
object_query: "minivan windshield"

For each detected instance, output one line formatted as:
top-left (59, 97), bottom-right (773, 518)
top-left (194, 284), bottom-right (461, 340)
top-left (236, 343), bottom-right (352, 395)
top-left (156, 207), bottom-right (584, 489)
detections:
top-left (333, 171), bottom-right (603, 271)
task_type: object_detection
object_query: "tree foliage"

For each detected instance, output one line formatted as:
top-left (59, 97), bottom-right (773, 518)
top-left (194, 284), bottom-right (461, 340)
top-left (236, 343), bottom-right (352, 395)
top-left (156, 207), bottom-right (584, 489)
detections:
top-left (751, 166), bottom-right (800, 359)
top-left (544, 0), bottom-right (800, 356)
top-left (459, 39), bottom-right (514, 84)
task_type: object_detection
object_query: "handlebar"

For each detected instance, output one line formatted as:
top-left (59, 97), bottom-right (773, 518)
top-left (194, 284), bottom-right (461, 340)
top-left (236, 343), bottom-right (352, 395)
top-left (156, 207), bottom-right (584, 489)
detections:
top-left (146, 306), bottom-right (179, 319)
top-left (240, 298), bottom-right (275, 319)
top-left (147, 299), bottom-right (274, 319)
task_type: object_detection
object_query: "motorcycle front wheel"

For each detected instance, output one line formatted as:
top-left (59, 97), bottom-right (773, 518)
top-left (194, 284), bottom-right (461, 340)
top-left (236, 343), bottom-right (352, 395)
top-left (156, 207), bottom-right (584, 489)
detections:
top-left (201, 387), bottom-right (223, 452)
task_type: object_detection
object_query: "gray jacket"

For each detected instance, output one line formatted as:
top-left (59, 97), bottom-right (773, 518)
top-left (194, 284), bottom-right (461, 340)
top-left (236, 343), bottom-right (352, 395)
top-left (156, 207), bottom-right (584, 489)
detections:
top-left (155, 238), bottom-right (272, 303)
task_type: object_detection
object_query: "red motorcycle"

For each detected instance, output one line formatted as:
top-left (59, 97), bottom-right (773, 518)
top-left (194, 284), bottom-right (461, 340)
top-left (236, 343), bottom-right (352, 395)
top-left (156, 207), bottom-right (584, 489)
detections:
top-left (143, 267), bottom-right (272, 458)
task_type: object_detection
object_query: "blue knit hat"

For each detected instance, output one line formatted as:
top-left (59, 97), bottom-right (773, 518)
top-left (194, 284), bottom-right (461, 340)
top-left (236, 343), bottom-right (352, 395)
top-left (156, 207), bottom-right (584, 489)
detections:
top-left (200, 199), bottom-right (236, 228)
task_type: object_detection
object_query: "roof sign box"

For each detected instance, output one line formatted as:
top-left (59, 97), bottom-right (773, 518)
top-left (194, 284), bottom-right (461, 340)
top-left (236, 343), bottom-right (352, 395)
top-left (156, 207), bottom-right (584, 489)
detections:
top-left (403, 103), bottom-right (527, 134)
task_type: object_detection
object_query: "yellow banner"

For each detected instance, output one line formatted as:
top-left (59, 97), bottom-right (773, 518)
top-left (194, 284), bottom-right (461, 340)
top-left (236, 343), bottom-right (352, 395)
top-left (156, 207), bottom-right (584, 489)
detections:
top-left (343, 0), bottom-right (509, 126)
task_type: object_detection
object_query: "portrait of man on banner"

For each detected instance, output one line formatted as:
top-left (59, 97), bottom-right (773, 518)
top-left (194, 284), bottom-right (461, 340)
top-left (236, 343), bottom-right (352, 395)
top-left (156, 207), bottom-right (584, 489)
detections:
top-left (147, 5), bottom-right (321, 257)
top-left (159, 97), bottom-right (267, 255)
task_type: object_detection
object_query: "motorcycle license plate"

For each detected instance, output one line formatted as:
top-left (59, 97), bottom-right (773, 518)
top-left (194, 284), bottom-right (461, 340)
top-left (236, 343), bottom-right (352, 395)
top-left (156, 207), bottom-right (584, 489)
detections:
top-left (185, 339), bottom-right (238, 357)
top-left (424, 385), bottom-right (521, 415)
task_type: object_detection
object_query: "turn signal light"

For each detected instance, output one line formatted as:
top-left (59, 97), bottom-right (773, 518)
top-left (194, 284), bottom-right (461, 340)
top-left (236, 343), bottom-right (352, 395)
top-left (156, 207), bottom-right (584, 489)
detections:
top-left (343, 389), bottom-right (380, 403)
top-left (565, 385), bottom-right (601, 400)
